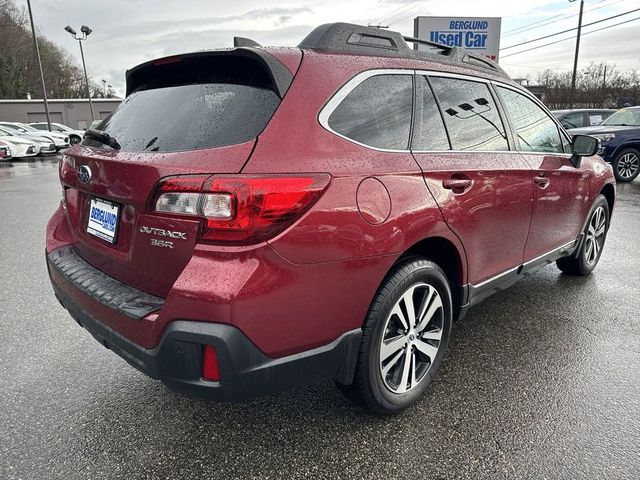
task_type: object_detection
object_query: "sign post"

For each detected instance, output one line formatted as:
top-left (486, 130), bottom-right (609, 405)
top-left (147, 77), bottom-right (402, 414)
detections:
top-left (414, 16), bottom-right (502, 62)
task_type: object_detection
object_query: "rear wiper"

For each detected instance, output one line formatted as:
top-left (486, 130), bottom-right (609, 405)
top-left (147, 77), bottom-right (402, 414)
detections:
top-left (85, 129), bottom-right (121, 150)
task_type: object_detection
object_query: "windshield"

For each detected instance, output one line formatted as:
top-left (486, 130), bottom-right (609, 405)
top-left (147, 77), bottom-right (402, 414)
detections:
top-left (84, 56), bottom-right (281, 153)
top-left (0, 126), bottom-right (20, 135)
top-left (52, 123), bottom-right (70, 132)
top-left (0, 129), bottom-right (13, 137)
top-left (19, 124), bottom-right (39, 133)
top-left (602, 108), bottom-right (640, 126)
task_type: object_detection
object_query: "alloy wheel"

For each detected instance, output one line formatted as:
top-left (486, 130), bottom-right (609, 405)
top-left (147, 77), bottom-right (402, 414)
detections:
top-left (616, 152), bottom-right (639, 180)
top-left (584, 206), bottom-right (607, 266)
top-left (379, 283), bottom-right (443, 394)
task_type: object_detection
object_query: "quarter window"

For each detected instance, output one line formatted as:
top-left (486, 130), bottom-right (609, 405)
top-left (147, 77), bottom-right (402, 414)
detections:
top-left (429, 77), bottom-right (508, 151)
top-left (328, 74), bottom-right (413, 150)
top-left (497, 87), bottom-right (564, 154)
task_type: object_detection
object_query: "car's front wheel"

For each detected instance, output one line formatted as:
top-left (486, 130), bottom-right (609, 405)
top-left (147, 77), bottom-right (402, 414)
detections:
top-left (612, 148), bottom-right (640, 182)
top-left (69, 135), bottom-right (81, 145)
top-left (557, 195), bottom-right (610, 276)
top-left (340, 258), bottom-right (452, 415)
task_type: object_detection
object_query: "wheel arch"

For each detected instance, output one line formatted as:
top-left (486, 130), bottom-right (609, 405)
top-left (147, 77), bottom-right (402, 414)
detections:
top-left (600, 182), bottom-right (615, 216)
top-left (612, 143), bottom-right (640, 160)
top-left (396, 236), bottom-right (467, 321)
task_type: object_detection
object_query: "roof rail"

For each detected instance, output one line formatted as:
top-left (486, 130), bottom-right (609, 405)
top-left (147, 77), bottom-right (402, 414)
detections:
top-left (403, 36), bottom-right (452, 53)
top-left (298, 22), bottom-right (509, 79)
top-left (298, 23), bottom-right (409, 55)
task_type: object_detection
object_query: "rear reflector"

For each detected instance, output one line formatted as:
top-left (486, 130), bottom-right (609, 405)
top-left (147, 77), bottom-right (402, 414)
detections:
top-left (150, 174), bottom-right (331, 245)
top-left (202, 345), bottom-right (220, 381)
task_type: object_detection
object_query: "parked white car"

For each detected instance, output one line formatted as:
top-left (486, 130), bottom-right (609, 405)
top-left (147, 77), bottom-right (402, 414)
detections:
top-left (0, 122), bottom-right (69, 150)
top-left (0, 129), bottom-right (38, 158)
top-left (29, 122), bottom-right (84, 145)
top-left (0, 140), bottom-right (12, 161)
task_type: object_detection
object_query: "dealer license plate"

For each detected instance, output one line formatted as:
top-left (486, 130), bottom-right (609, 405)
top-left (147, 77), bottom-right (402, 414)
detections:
top-left (87, 197), bottom-right (120, 244)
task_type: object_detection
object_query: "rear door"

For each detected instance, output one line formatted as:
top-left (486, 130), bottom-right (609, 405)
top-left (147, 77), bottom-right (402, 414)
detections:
top-left (495, 85), bottom-right (590, 260)
top-left (411, 74), bottom-right (533, 286)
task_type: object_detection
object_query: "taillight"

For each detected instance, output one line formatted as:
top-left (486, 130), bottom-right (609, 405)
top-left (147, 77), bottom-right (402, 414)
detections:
top-left (150, 174), bottom-right (330, 245)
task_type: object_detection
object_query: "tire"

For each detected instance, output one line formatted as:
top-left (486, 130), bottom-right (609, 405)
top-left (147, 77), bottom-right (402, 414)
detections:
top-left (69, 135), bottom-right (81, 145)
top-left (339, 258), bottom-right (453, 415)
top-left (612, 148), bottom-right (640, 183)
top-left (557, 195), bottom-right (610, 276)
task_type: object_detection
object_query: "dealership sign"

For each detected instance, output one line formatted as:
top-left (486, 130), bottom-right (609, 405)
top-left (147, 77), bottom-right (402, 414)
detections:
top-left (414, 16), bottom-right (502, 62)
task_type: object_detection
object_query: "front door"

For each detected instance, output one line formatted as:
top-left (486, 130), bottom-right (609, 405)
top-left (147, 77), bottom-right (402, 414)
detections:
top-left (495, 86), bottom-right (590, 260)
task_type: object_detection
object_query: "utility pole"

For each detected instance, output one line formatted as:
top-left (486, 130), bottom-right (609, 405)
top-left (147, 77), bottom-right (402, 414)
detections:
top-left (26, 0), bottom-right (52, 131)
top-left (568, 0), bottom-right (584, 109)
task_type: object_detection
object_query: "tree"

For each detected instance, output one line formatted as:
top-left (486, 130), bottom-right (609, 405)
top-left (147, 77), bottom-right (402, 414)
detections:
top-left (0, 0), bottom-right (102, 99)
top-left (537, 62), bottom-right (640, 109)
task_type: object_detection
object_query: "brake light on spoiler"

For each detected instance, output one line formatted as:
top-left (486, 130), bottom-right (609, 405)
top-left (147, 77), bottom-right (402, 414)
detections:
top-left (151, 174), bottom-right (331, 245)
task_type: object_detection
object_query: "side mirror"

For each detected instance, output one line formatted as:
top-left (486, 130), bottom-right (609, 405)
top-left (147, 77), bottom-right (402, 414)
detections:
top-left (570, 134), bottom-right (599, 167)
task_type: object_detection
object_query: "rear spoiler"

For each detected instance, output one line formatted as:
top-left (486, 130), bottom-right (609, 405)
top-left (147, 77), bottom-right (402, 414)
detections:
top-left (125, 47), bottom-right (294, 98)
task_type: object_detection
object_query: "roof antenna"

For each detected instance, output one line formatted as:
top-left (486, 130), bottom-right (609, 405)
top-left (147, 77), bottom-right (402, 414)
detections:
top-left (233, 36), bottom-right (261, 47)
top-left (367, 24), bottom-right (389, 29)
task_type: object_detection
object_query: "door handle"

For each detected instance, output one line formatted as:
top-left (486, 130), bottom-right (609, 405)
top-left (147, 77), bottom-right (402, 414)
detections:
top-left (442, 178), bottom-right (472, 190)
top-left (533, 176), bottom-right (550, 188)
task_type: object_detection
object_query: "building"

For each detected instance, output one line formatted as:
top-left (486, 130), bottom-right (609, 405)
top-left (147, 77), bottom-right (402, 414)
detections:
top-left (0, 98), bottom-right (121, 129)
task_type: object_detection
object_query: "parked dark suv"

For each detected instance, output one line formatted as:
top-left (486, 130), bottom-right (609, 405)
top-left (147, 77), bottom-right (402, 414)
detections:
top-left (46, 23), bottom-right (615, 414)
top-left (552, 108), bottom-right (616, 130)
top-left (568, 106), bottom-right (640, 182)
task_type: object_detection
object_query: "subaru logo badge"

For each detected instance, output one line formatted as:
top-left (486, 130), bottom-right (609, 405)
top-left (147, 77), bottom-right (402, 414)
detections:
top-left (78, 165), bottom-right (92, 184)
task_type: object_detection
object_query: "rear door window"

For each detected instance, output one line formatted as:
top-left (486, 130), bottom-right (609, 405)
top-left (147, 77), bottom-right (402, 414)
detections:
top-left (327, 74), bottom-right (413, 150)
top-left (497, 87), bottom-right (564, 154)
top-left (411, 76), bottom-right (450, 151)
top-left (429, 77), bottom-right (509, 151)
top-left (83, 56), bottom-right (281, 153)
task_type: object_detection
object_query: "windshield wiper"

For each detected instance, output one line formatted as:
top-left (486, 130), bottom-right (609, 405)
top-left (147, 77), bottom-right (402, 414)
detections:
top-left (85, 129), bottom-right (121, 150)
top-left (604, 123), bottom-right (634, 127)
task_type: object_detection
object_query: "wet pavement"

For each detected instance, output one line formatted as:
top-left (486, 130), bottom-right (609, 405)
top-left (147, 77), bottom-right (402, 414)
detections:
top-left (1, 156), bottom-right (639, 479)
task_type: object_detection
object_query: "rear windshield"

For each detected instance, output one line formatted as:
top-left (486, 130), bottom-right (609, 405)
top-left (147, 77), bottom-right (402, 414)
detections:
top-left (84, 56), bottom-right (281, 152)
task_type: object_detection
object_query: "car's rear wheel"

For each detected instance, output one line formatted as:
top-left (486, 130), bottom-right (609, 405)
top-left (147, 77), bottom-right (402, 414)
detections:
top-left (557, 195), bottom-right (610, 276)
top-left (339, 258), bottom-right (452, 415)
top-left (612, 148), bottom-right (640, 182)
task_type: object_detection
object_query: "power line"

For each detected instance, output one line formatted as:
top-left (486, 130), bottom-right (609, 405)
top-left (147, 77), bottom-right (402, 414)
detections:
top-left (387, 1), bottom-right (436, 26)
top-left (501, 7), bottom-right (640, 50)
top-left (371, 0), bottom-right (423, 27)
top-left (502, 0), bottom-right (614, 37)
top-left (501, 15), bottom-right (640, 59)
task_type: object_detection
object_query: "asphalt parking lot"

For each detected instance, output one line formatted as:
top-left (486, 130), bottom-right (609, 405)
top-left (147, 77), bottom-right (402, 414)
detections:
top-left (1, 155), bottom-right (639, 479)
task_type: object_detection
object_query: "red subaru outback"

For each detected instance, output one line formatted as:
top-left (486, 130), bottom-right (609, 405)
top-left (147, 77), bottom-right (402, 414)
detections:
top-left (46, 23), bottom-right (615, 414)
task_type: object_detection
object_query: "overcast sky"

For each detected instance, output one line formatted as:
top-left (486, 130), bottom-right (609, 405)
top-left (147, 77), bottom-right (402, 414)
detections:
top-left (30, 0), bottom-right (640, 96)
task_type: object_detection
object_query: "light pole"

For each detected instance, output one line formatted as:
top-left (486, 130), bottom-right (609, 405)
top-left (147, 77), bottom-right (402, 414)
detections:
top-left (568, 0), bottom-right (584, 109)
top-left (65, 25), bottom-right (95, 121)
top-left (26, 0), bottom-right (52, 131)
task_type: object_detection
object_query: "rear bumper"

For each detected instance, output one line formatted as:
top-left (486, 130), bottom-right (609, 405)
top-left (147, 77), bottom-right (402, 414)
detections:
top-left (47, 247), bottom-right (362, 401)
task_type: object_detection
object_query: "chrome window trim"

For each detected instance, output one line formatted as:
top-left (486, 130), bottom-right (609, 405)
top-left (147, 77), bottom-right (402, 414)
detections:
top-left (318, 68), bottom-right (416, 153)
top-left (319, 67), bottom-right (575, 155)
top-left (490, 81), bottom-right (574, 152)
